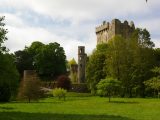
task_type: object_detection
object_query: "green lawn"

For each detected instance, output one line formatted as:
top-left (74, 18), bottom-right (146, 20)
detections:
top-left (0, 93), bottom-right (160, 120)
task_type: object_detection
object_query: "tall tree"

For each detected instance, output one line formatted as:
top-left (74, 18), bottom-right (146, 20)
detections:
top-left (14, 50), bottom-right (34, 76)
top-left (106, 35), bottom-right (133, 97)
top-left (35, 42), bottom-right (66, 80)
top-left (0, 16), bottom-right (19, 101)
top-left (14, 41), bottom-right (44, 76)
top-left (0, 16), bottom-right (8, 52)
top-left (130, 28), bottom-right (155, 97)
top-left (86, 43), bottom-right (108, 94)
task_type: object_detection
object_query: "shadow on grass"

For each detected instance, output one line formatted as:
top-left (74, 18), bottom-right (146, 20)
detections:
top-left (0, 106), bottom-right (14, 110)
top-left (0, 112), bottom-right (134, 120)
top-left (109, 101), bottom-right (139, 104)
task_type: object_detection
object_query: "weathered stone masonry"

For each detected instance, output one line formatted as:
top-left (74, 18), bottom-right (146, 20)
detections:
top-left (96, 19), bottom-right (135, 44)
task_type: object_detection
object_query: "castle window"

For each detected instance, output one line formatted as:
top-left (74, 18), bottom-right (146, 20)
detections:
top-left (80, 56), bottom-right (82, 61)
top-left (80, 64), bottom-right (82, 68)
top-left (80, 48), bottom-right (82, 53)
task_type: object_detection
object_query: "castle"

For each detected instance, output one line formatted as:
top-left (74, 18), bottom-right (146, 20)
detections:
top-left (96, 19), bottom-right (135, 44)
top-left (23, 19), bottom-right (135, 85)
top-left (70, 19), bottom-right (136, 83)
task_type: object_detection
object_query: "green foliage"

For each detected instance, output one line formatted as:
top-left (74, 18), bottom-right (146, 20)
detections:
top-left (53, 88), bottom-right (67, 100)
top-left (14, 41), bottom-right (67, 81)
top-left (69, 58), bottom-right (77, 65)
top-left (35, 42), bottom-right (66, 80)
top-left (87, 28), bottom-right (156, 97)
top-left (97, 77), bottom-right (120, 102)
top-left (154, 48), bottom-right (160, 66)
top-left (144, 67), bottom-right (160, 97)
top-left (14, 41), bottom-right (44, 77)
top-left (18, 77), bottom-right (44, 102)
top-left (0, 16), bottom-right (19, 101)
top-left (27, 41), bottom-right (44, 56)
top-left (86, 43), bottom-right (108, 94)
top-left (106, 29), bottom-right (155, 97)
top-left (0, 55), bottom-right (19, 102)
top-left (0, 16), bottom-right (8, 52)
top-left (144, 77), bottom-right (160, 92)
top-left (57, 75), bottom-right (71, 90)
top-left (14, 50), bottom-right (34, 76)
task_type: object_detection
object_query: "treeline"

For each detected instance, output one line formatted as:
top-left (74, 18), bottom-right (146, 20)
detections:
top-left (86, 28), bottom-right (160, 97)
top-left (14, 41), bottom-right (66, 80)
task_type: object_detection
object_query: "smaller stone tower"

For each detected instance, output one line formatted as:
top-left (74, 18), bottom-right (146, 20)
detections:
top-left (78, 46), bottom-right (86, 83)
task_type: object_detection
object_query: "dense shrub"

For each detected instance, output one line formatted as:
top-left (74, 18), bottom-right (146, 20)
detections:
top-left (57, 75), bottom-right (71, 90)
top-left (53, 88), bottom-right (67, 100)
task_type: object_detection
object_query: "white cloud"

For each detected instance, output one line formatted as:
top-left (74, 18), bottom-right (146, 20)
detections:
top-left (1, 0), bottom-right (160, 61)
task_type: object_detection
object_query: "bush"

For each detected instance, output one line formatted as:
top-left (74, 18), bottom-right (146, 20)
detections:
top-left (57, 75), bottom-right (71, 90)
top-left (53, 88), bottom-right (67, 100)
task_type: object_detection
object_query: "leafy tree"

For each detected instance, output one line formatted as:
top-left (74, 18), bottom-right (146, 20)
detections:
top-left (69, 58), bottom-right (77, 65)
top-left (57, 75), bottom-right (71, 90)
top-left (14, 41), bottom-right (44, 77)
top-left (35, 42), bottom-right (66, 80)
top-left (106, 28), bottom-right (155, 97)
top-left (129, 28), bottom-right (155, 97)
top-left (0, 53), bottom-right (19, 101)
top-left (154, 48), bottom-right (160, 66)
top-left (86, 43), bottom-right (108, 94)
top-left (27, 41), bottom-right (44, 56)
top-left (14, 50), bottom-right (34, 76)
top-left (106, 35), bottom-right (134, 97)
top-left (144, 67), bottom-right (160, 97)
top-left (97, 77), bottom-right (120, 102)
top-left (144, 77), bottom-right (160, 98)
top-left (15, 41), bottom-right (66, 82)
top-left (0, 16), bottom-right (8, 52)
top-left (0, 16), bottom-right (19, 102)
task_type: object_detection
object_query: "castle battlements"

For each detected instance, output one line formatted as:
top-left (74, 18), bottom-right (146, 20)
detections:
top-left (96, 19), bottom-right (135, 44)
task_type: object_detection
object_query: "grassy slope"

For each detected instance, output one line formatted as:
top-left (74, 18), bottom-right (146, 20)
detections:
top-left (0, 94), bottom-right (160, 120)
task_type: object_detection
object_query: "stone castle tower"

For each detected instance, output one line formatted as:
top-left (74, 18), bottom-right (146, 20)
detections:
top-left (78, 46), bottom-right (86, 83)
top-left (95, 19), bottom-right (135, 44)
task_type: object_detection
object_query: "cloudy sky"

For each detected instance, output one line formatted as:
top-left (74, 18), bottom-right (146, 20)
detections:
top-left (0, 0), bottom-right (160, 60)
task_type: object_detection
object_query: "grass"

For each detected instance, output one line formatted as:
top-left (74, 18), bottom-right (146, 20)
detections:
top-left (0, 93), bottom-right (160, 120)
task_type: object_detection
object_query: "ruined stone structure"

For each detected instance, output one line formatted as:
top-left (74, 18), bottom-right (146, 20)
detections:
top-left (78, 46), bottom-right (86, 83)
top-left (95, 19), bottom-right (135, 44)
top-left (23, 70), bottom-right (38, 81)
